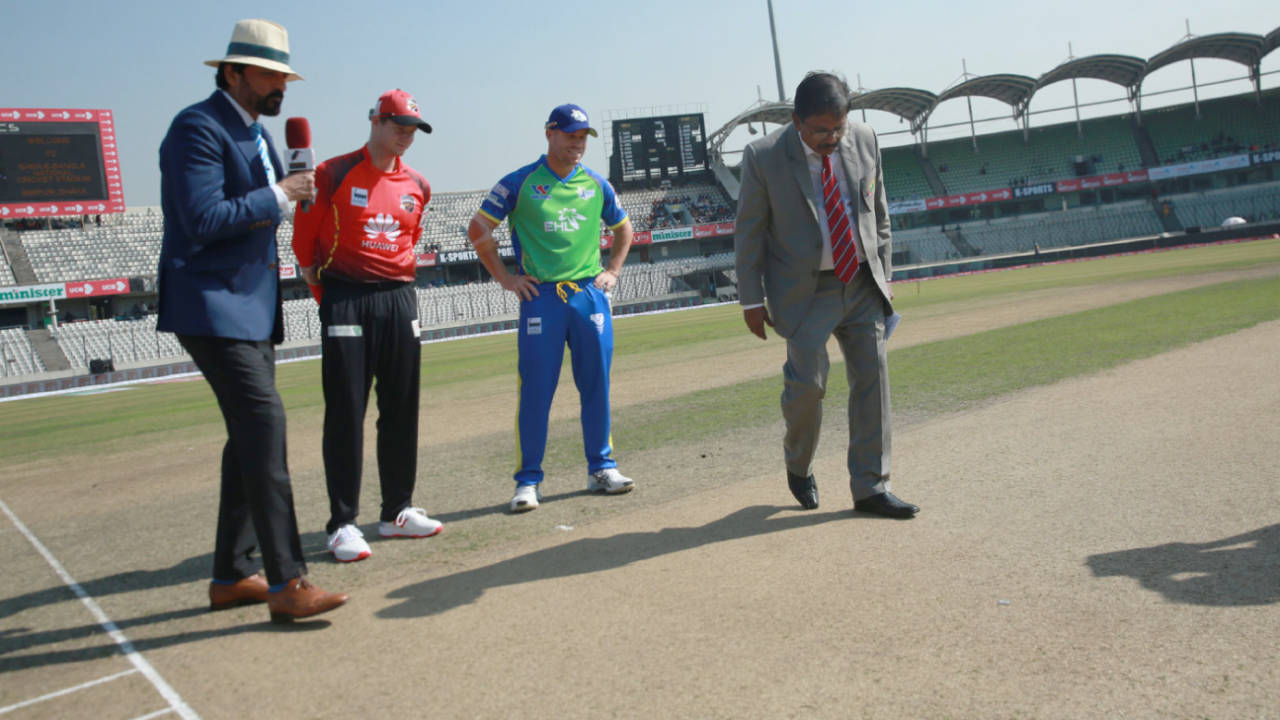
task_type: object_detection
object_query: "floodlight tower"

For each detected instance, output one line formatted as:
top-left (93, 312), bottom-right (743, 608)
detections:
top-left (768, 0), bottom-right (786, 101)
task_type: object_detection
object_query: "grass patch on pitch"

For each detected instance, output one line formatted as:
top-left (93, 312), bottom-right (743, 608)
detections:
top-left (603, 274), bottom-right (1280, 454)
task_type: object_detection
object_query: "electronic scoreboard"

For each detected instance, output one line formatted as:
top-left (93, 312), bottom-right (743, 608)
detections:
top-left (610, 114), bottom-right (708, 186)
top-left (0, 108), bottom-right (122, 219)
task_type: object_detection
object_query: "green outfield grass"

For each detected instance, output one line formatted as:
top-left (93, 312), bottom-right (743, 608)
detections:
top-left (1, 238), bottom-right (1278, 465)
top-left (889, 237), bottom-right (1280, 309)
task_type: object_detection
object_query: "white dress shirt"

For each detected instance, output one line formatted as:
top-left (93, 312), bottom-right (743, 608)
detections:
top-left (800, 141), bottom-right (863, 271)
top-left (741, 139), bottom-right (865, 311)
top-left (219, 90), bottom-right (289, 212)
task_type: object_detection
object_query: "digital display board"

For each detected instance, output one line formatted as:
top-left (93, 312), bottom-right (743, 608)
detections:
top-left (0, 108), bottom-right (122, 219)
top-left (610, 114), bottom-right (707, 186)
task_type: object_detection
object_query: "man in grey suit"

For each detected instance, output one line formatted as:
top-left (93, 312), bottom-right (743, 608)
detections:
top-left (734, 71), bottom-right (918, 519)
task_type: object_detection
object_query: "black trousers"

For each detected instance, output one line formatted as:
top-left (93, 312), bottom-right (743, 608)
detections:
top-left (320, 280), bottom-right (421, 534)
top-left (178, 334), bottom-right (306, 586)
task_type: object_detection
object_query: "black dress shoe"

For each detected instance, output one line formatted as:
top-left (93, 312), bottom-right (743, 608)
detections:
top-left (853, 491), bottom-right (919, 519)
top-left (787, 472), bottom-right (819, 510)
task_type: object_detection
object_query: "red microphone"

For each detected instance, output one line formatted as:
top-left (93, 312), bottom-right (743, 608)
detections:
top-left (285, 117), bottom-right (315, 210)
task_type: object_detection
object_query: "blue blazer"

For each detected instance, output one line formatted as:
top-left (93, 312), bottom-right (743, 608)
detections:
top-left (157, 91), bottom-right (285, 342)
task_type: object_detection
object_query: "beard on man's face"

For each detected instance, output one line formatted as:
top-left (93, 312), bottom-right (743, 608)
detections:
top-left (257, 91), bottom-right (285, 117)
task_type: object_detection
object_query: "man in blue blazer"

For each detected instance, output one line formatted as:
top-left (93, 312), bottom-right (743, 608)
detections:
top-left (157, 18), bottom-right (347, 623)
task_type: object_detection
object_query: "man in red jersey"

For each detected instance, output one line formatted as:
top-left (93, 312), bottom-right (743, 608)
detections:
top-left (293, 88), bottom-right (441, 563)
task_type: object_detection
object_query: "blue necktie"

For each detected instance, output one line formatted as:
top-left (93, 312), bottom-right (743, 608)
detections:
top-left (250, 122), bottom-right (277, 186)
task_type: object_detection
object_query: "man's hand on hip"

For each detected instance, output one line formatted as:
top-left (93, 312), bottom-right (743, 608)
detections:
top-left (501, 273), bottom-right (540, 302)
top-left (743, 306), bottom-right (773, 340)
top-left (593, 269), bottom-right (619, 292)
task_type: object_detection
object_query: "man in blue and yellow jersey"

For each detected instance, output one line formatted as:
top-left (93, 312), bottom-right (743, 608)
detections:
top-left (467, 103), bottom-right (635, 513)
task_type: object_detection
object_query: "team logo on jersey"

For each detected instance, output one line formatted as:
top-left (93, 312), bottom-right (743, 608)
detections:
top-left (530, 184), bottom-right (551, 199)
top-left (577, 187), bottom-right (596, 201)
top-left (364, 213), bottom-right (402, 241)
top-left (544, 207), bottom-right (587, 233)
top-left (400, 194), bottom-right (416, 213)
top-left (490, 183), bottom-right (510, 199)
top-left (351, 187), bottom-right (369, 207)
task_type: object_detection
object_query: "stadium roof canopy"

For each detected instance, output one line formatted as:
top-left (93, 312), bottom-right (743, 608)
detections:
top-left (935, 74), bottom-right (1038, 114)
top-left (1035, 54), bottom-right (1147, 96)
top-left (1143, 31), bottom-right (1268, 80)
top-left (704, 100), bottom-right (794, 154)
top-left (1264, 26), bottom-right (1280, 56)
top-left (849, 87), bottom-right (937, 132)
top-left (707, 26), bottom-right (1280, 160)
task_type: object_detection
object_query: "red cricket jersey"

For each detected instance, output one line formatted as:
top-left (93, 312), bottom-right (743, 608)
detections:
top-left (292, 146), bottom-right (430, 287)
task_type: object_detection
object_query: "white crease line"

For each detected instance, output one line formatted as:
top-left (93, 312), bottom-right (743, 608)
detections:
top-left (0, 668), bottom-right (138, 715)
top-left (0, 499), bottom-right (200, 720)
top-left (130, 709), bottom-right (176, 720)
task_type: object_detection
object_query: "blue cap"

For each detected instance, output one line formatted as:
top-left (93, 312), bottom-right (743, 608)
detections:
top-left (545, 103), bottom-right (597, 137)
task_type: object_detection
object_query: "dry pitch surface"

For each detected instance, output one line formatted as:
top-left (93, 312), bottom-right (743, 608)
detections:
top-left (1, 262), bottom-right (1278, 718)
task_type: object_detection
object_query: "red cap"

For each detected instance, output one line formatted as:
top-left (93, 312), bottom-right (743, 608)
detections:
top-left (370, 89), bottom-right (432, 133)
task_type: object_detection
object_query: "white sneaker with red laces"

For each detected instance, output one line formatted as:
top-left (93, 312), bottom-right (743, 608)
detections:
top-left (379, 507), bottom-right (443, 538)
top-left (327, 524), bottom-right (371, 563)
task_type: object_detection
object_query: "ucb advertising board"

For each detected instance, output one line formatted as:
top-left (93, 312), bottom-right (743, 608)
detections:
top-left (0, 277), bottom-right (132, 306)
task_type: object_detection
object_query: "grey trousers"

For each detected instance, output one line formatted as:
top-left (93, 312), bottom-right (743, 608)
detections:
top-left (781, 270), bottom-right (891, 501)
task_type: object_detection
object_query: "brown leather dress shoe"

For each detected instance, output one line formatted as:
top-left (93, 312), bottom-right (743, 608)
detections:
top-left (209, 573), bottom-right (270, 611)
top-left (268, 577), bottom-right (348, 624)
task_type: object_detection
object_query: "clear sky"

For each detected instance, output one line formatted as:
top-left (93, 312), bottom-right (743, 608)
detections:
top-left (1, 0), bottom-right (1275, 208)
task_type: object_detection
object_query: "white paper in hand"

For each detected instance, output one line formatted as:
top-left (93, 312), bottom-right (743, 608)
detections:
top-left (885, 312), bottom-right (901, 341)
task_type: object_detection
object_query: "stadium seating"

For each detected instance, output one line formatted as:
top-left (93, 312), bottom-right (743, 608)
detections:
top-left (0, 327), bottom-right (45, 377)
top-left (420, 190), bottom-right (511, 254)
top-left (20, 210), bottom-right (302, 283)
top-left (925, 115), bottom-right (1142, 195)
top-left (615, 183), bottom-right (734, 231)
top-left (1163, 181), bottom-right (1280, 229)
top-left (892, 226), bottom-right (965, 264)
top-left (953, 200), bottom-right (1162, 256)
top-left (881, 146), bottom-right (934, 202)
top-left (1143, 89), bottom-right (1280, 166)
top-left (0, 252), bottom-right (15, 285)
top-left (51, 315), bottom-right (186, 371)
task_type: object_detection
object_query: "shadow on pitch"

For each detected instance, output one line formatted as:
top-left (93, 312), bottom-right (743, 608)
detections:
top-left (0, 606), bottom-right (330, 674)
top-left (1086, 523), bottom-right (1280, 606)
top-left (0, 554), bottom-right (212, 621)
top-left (379, 504), bottom-right (846, 619)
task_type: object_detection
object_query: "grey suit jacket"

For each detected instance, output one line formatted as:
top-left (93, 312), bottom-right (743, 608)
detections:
top-left (734, 122), bottom-right (893, 338)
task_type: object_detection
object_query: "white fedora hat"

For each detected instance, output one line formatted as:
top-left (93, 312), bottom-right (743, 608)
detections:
top-left (204, 18), bottom-right (303, 81)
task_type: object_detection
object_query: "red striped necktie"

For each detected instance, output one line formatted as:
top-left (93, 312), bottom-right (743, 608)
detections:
top-left (821, 154), bottom-right (858, 282)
